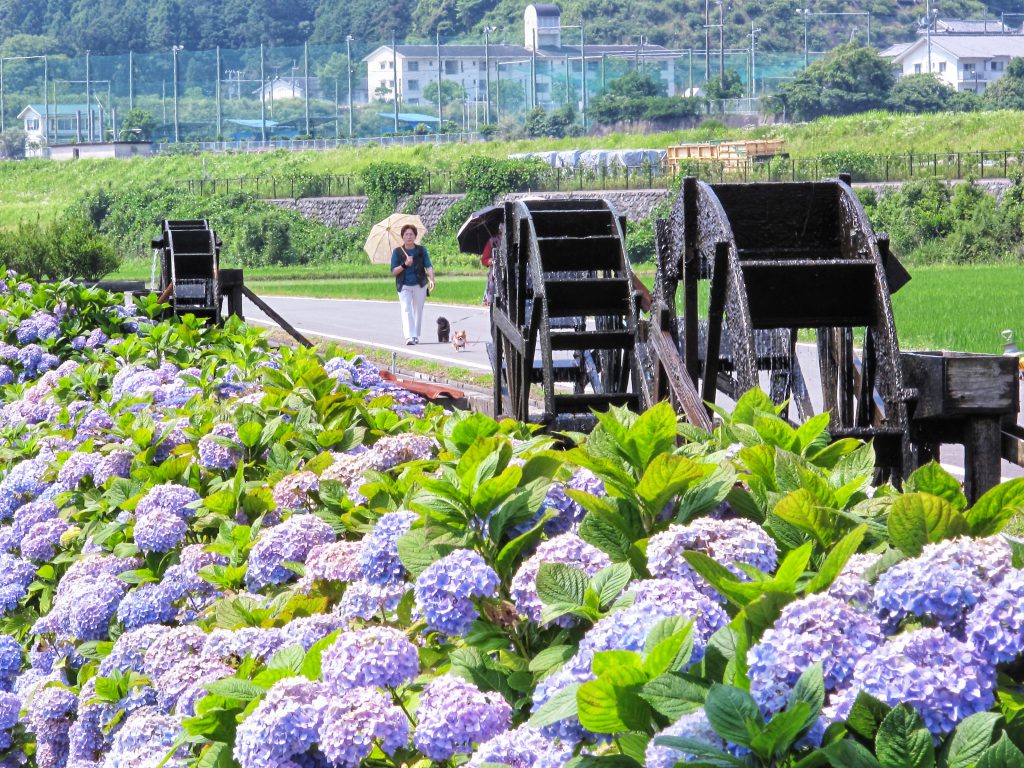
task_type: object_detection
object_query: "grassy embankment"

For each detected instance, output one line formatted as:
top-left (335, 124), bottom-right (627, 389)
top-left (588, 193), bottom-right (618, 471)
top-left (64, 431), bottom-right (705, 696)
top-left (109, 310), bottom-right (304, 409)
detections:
top-left (5, 109), bottom-right (1024, 229)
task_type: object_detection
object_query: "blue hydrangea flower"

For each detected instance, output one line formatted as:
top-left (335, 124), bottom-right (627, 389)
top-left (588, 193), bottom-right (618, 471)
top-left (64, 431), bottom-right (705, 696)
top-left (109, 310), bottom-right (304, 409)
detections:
top-left (20, 518), bottom-right (69, 561)
top-left (831, 627), bottom-right (995, 736)
top-left (466, 725), bottom-right (573, 768)
top-left (103, 706), bottom-right (187, 768)
top-left (511, 533), bottom-right (611, 625)
top-left (414, 675), bottom-right (511, 761)
top-left (827, 552), bottom-right (882, 608)
top-left (233, 677), bottom-right (326, 768)
top-left (117, 583), bottom-right (177, 631)
top-left (155, 656), bottom-right (233, 714)
top-left (198, 423), bottom-right (243, 471)
top-left (647, 517), bottom-right (779, 598)
top-left (0, 635), bottom-right (21, 691)
top-left (336, 580), bottom-right (408, 621)
top-left (285, 613), bottom-right (348, 651)
top-left (272, 471), bottom-right (320, 511)
top-left (246, 514), bottom-right (335, 592)
top-left (365, 433), bottom-right (436, 472)
top-left (57, 452), bottom-right (101, 489)
top-left (64, 574), bottom-right (126, 641)
top-left (134, 508), bottom-right (187, 553)
top-left (322, 626), bottom-right (419, 693)
top-left (748, 593), bottom-right (885, 716)
top-left (414, 549), bottom-right (500, 636)
top-left (93, 449), bottom-right (134, 485)
top-left (0, 554), bottom-right (38, 615)
top-left (142, 625), bottom-right (207, 681)
top-left (0, 690), bottom-right (19, 730)
top-left (0, 367), bottom-right (13, 386)
top-left (296, 541), bottom-right (364, 591)
top-left (99, 624), bottom-right (170, 677)
top-left (647, 711), bottom-right (727, 768)
top-left (135, 484), bottom-right (201, 520)
top-left (629, 578), bottom-right (729, 663)
top-left (12, 499), bottom-right (57, 542)
top-left (202, 627), bottom-right (288, 665)
top-left (318, 686), bottom-right (409, 767)
top-left (967, 568), bottom-right (1024, 666)
top-left (359, 510), bottom-right (418, 585)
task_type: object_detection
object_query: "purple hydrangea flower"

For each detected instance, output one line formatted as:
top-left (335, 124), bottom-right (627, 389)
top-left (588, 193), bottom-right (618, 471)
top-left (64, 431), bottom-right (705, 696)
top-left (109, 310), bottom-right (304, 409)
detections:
top-left (336, 580), bottom-right (408, 621)
top-left (12, 499), bottom-right (58, 542)
top-left (827, 552), bottom-right (882, 608)
top-left (365, 433), bottom-right (436, 471)
top-left (647, 517), bottom-right (778, 598)
top-left (134, 508), bottom-right (187, 553)
top-left (103, 706), bottom-right (187, 768)
top-left (748, 593), bottom-right (885, 716)
top-left (359, 510), bottom-right (418, 585)
top-left (0, 554), bottom-right (39, 615)
top-left (135, 484), bottom-right (201, 520)
top-left (647, 711), bottom-right (727, 768)
top-left (414, 549), bottom-right (500, 636)
top-left (117, 583), bottom-right (177, 631)
top-left (414, 675), bottom-right (512, 761)
top-left (466, 725), bottom-right (573, 768)
top-left (967, 568), bottom-right (1024, 666)
top-left (142, 625), bottom-right (207, 681)
top-left (318, 686), bottom-right (409, 767)
top-left (272, 471), bottom-right (319, 511)
top-left (322, 626), bottom-right (419, 692)
top-left (233, 677), bottom-right (326, 768)
top-left (296, 541), bottom-right (363, 591)
top-left (832, 627), bottom-right (995, 736)
top-left (155, 655), bottom-right (233, 714)
top-left (285, 614), bottom-right (348, 651)
top-left (511, 533), bottom-right (611, 625)
top-left (99, 624), bottom-right (170, 677)
top-left (198, 423), bottom-right (243, 471)
top-left (202, 627), bottom-right (288, 665)
top-left (629, 578), bottom-right (729, 663)
top-left (57, 452), bottom-right (101, 489)
top-left (246, 514), bottom-right (335, 592)
top-left (93, 449), bottom-right (134, 485)
top-left (20, 518), bottom-right (69, 561)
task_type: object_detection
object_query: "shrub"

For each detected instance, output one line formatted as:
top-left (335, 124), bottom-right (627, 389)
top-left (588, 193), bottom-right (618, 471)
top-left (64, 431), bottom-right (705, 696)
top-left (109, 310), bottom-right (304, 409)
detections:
top-left (0, 215), bottom-right (119, 280)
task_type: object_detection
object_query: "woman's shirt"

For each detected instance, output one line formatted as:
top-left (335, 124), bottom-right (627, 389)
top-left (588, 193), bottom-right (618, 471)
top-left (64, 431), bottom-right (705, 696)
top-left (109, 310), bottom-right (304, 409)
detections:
top-left (391, 245), bottom-right (432, 286)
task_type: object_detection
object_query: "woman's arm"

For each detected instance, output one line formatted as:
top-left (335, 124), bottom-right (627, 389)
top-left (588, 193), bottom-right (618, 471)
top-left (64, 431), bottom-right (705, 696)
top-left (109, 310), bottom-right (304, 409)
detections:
top-left (391, 248), bottom-right (406, 276)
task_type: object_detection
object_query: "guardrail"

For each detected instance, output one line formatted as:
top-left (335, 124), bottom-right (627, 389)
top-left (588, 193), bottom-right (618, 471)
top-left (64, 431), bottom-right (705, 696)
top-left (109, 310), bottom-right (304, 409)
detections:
top-left (178, 149), bottom-right (1024, 200)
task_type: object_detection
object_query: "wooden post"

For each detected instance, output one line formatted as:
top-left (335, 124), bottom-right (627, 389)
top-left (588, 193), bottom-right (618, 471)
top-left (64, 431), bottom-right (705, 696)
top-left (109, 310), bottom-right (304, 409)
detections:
top-left (682, 177), bottom-right (699, 381)
top-left (963, 417), bottom-right (1002, 503)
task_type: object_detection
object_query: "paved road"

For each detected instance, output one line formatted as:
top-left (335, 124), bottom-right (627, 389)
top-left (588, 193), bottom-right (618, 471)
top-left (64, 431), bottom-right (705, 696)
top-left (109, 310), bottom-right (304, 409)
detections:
top-left (245, 296), bottom-right (1022, 481)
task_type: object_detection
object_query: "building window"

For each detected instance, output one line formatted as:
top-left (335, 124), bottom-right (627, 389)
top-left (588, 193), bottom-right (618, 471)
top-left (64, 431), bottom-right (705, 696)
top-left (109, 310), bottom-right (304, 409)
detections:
top-left (939, 62), bottom-right (946, 73)
top-left (445, 60), bottom-right (458, 74)
top-left (964, 63), bottom-right (976, 73)
top-left (408, 79), bottom-right (420, 91)
top-left (407, 61), bottom-right (419, 71)
top-left (380, 62), bottom-right (387, 70)
top-left (914, 63), bottom-right (921, 73)
top-left (25, 119), bottom-right (39, 131)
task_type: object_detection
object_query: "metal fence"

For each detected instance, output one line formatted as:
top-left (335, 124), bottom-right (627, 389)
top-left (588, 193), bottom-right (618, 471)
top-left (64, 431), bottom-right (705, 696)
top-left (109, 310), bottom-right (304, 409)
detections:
top-left (176, 149), bottom-right (1024, 200)
top-left (0, 39), bottom-right (813, 146)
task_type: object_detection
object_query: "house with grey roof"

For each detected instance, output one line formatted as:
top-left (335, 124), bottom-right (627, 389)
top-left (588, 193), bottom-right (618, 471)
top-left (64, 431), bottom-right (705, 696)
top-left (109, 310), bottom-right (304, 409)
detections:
top-left (883, 34), bottom-right (1024, 92)
top-left (363, 3), bottom-right (675, 114)
top-left (17, 104), bottom-right (103, 148)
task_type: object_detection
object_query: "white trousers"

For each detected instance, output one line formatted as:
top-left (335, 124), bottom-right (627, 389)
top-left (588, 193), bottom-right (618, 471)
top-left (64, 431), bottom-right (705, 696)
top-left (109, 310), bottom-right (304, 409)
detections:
top-left (398, 283), bottom-right (428, 339)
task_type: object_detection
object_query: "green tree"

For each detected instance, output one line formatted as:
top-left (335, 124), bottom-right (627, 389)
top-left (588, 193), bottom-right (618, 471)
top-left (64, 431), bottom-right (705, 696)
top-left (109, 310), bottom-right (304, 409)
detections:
top-left (983, 56), bottom-right (1024, 109)
top-left (774, 43), bottom-right (894, 121)
top-left (422, 79), bottom-right (467, 107)
top-left (524, 105), bottom-right (579, 138)
top-left (0, 130), bottom-right (27, 160)
top-left (120, 109), bottom-right (156, 142)
top-left (705, 69), bottom-right (744, 100)
top-left (886, 73), bottom-right (956, 113)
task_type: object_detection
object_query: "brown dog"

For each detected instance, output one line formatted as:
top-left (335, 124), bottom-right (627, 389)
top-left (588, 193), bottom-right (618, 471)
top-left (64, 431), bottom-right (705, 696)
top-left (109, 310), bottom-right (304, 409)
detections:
top-left (452, 329), bottom-right (467, 352)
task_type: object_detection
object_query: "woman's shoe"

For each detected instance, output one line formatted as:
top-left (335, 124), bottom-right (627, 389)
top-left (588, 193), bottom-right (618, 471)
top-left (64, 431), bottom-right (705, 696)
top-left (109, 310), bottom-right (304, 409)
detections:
top-left (406, 338), bottom-right (414, 345)
top-left (412, 337), bottom-right (419, 345)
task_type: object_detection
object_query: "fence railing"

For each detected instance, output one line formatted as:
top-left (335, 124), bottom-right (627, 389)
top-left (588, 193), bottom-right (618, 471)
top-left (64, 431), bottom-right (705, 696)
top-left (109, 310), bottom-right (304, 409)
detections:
top-left (154, 132), bottom-right (483, 156)
top-left (177, 149), bottom-right (1024, 200)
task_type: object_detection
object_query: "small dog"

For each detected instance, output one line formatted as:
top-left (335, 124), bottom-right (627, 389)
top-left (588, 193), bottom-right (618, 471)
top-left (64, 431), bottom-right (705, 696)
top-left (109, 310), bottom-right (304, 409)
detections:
top-left (436, 316), bottom-right (450, 343)
top-left (452, 329), bottom-right (468, 352)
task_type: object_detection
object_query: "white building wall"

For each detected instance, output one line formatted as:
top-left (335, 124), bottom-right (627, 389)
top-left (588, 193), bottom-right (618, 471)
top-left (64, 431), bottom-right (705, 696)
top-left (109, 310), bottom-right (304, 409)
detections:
top-left (897, 44), bottom-right (1010, 92)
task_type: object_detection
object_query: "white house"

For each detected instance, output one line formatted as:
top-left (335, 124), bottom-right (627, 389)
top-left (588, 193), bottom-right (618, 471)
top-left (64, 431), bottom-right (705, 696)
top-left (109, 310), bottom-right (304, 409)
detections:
top-left (17, 104), bottom-right (103, 148)
top-left (883, 34), bottom-right (1024, 92)
top-left (254, 77), bottom-right (316, 103)
top-left (363, 3), bottom-right (676, 110)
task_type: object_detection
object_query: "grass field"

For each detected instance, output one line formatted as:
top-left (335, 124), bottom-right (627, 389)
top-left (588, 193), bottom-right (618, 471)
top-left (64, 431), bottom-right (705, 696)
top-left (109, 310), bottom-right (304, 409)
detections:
top-left (7, 110), bottom-right (1024, 228)
top-left (111, 262), bottom-right (1021, 355)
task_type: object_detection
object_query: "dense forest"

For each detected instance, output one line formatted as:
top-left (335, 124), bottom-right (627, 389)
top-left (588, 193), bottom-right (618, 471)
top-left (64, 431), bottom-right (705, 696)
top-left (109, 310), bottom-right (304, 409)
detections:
top-left (0, 0), bottom-right (1019, 56)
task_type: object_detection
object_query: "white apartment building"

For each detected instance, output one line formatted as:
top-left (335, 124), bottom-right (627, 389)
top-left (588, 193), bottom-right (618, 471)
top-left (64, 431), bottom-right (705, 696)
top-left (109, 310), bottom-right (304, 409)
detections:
top-left (363, 3), bottom-right (676, 110)
top-left (883, 34), bottom-right (1024, 93)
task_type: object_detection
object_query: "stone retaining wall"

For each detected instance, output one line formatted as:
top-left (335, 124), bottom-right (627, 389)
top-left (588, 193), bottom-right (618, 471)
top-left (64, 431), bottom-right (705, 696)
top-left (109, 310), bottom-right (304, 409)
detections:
top-left (271, 178), bottom-right (1014, 230)
top-left (269, 189), bottom-right (672, 230)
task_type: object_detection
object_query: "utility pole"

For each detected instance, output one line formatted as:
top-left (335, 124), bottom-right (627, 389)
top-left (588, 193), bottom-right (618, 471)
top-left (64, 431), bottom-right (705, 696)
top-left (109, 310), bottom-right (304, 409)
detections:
top-left (85, 50), bottom-right (92, 141)
top-left (172, 45), bottom-right (183, 143)
top-left (392, 33), bottom-right (399, 134)
top-left (303, 42), bottom-right (310, 136)
top-left (216, 47), bottom-right (222, 139)
top-left (749, 23), bottom-right (760, 98)
top-left (926, 0), bottom-right (934, 73)
top-left (705, 0), bottom-right (710, 81)
top-left (128, 51), bottom-right (134, 110)
top-left (719, 0), bottom-right (725, 88)
top-left (436, 29), bottom-right (443, 123)
top-left (260, 43), bottom-right (266, 142)
top-left (484, 26), bottom-right (494, 125)
top-left (346, 36), bottom-right (354, 138)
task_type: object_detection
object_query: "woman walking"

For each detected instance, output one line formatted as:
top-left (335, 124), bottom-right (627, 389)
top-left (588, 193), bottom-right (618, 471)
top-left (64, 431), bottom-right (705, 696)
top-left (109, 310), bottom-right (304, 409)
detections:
top-left (390, 224), bottom-right (434, 345)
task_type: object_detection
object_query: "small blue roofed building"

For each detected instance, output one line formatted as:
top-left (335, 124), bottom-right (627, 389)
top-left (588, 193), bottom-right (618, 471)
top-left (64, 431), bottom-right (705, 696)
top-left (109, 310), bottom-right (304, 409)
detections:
top-left (376, 111), bottom-right (441, 132)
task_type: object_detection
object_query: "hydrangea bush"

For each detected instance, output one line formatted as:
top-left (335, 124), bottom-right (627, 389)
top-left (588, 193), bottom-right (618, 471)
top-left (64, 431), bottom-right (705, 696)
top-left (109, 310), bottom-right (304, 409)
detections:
top-left (0, 276), bottom-right (1017, 767)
